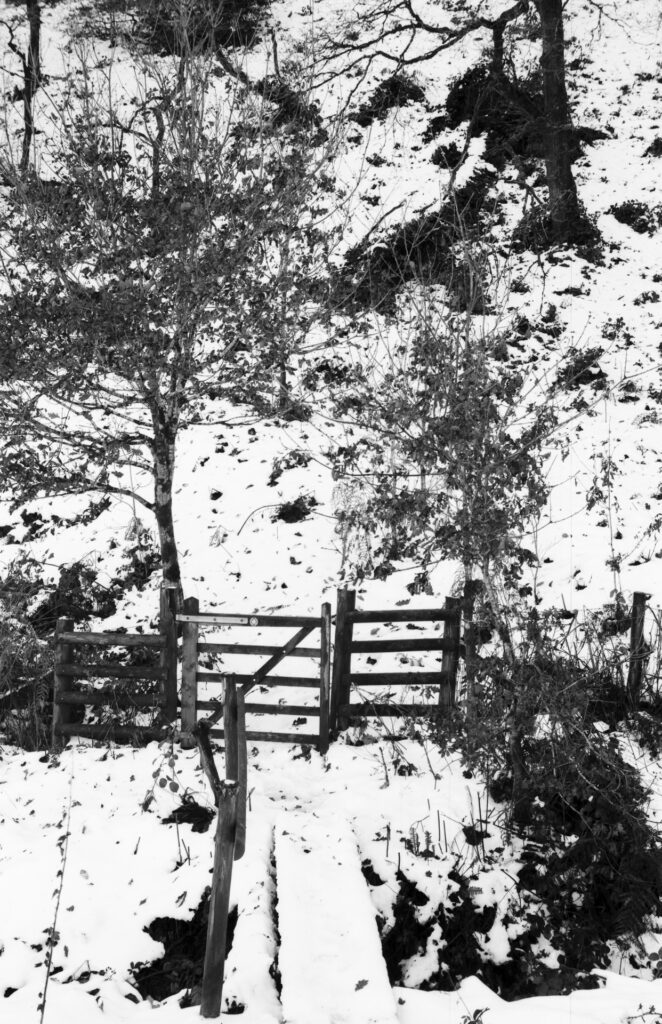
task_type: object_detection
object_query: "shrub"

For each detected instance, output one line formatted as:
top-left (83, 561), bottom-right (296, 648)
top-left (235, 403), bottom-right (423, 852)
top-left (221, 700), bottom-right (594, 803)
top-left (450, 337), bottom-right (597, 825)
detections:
top-left (76, 0), bottom-right (271, 52)
top-left (608, 201), bottom-right (662, 235)
top-left (338, 167), bottom-right (496, 312)
top-left (432, 616), bottom-right (662, 983)
top-left (555, 346), bottom-right (607, 391)
top-left (273, 494), bottom-right (318, 523)
top-left (350, 73), bottom-right (427, 128)
top-left (431, 141), bottom-right (464, 168)
top-left (513, 203), bottom-right (601, 254)
top-left (0, 613), bottom-right (50, 749)
top-left (444, 62), bottom-right (548, 168)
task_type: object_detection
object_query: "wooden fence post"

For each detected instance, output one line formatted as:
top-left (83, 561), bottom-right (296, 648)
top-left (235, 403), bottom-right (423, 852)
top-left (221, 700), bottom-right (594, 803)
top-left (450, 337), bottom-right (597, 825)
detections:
top-left (319, 602), bottom-right (332, 755)
top-left (331, 587), bottom-right (355, 731)
top-left (52, 616), bottom-right (74, 748)
top-left (180, 596), bottom-right (199, 746)
top-left (439, 597), bottom-right (462, 710)
top-left (224, 674), bottom-right (239, 781)
top-left (160, 584), bottom-right (178, 723)
top-left (200, 780), bottom-right (238, 1019)
top-left (234, 688), bottom-right (247, 861)
top-left (627, 591), bottom-right (649, 711)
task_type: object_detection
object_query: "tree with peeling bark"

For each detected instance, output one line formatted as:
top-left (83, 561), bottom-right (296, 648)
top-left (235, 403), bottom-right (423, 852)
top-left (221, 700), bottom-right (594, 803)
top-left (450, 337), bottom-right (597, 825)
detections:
top-left (0, 35), bottom-right (335, 603)
top-left (1, 0), bottom-right (42, 173)
top-left (328, 0), bottom-right (588, 246)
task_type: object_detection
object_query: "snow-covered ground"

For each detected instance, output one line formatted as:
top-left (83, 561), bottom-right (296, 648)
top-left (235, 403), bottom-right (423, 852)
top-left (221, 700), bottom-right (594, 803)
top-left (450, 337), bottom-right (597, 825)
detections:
top-left (2, 0), bottom-right (662, 1020)
top-left (4, 737), bottom-right (662, 1023)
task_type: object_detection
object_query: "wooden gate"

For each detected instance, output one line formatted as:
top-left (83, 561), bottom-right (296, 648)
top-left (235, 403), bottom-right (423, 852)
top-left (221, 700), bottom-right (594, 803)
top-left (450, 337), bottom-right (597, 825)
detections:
top-left (177, 598), bottom-right (332, 753)
top-left (330, 590), bottom-right (462, 728)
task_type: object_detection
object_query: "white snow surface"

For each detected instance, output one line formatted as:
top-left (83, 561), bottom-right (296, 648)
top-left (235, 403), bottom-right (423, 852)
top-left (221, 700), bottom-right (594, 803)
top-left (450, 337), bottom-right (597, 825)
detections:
top-left (2, 0), bottom-right (662, 1021)
top-left (2, 739), bottom-right (662, 1022)
top-left (275, 810), bottom-right (398, 1024)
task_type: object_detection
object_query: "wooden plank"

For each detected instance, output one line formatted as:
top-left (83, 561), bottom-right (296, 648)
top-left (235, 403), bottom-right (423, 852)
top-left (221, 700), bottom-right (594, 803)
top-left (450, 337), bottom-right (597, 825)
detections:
top-left (197, 699), bottom-right (319, 717)
top-left (275, 811), bottom-right (400, 1024)
top-left (57, 631), bottom-right (163, 648)
top-left (58, 691), bottom-right (162, 709)
top-left (57, 663), bottom-right (163, 680)
top-left (224, 676), bottom-right (239, 784)
top-left (439, 597), bottom-right (462, 709)
top-left (55, 723), bottom-right (165, 741)
top-left (351, 638), bottom-right (456, 653)
top-left (246, 623), bottom-right (318, 694)
top-left (179, 613), bottom-right (320, 627)
top-left (198, 643), bottom-right (320, 658)
top-left (348, 671), bottom-right (445, 686)
top-left (341, 703), bottom-right (440, 717)
top-left (243, 703), bottom-right (319, 717)
top-left (196, 672), bottom-right (319, 687)
top-left (210, 729), bottom-right (319, 745)
top-left (52, 617), bottom-right (74, 748)
top-left (331, 588), bottom-right (356, 731)
top-left (181, 597), bottom-right (199, 742)
top-left (235, 690), bottom-right (247, 862)
top-left (56, 691), bottom-right (164, 708)
top-left (348, 608), bottom-right (460, 624)
top-left (201, 781), bottom-right (237, 1019)
top-left (319, 602), bottom-right (331, 755)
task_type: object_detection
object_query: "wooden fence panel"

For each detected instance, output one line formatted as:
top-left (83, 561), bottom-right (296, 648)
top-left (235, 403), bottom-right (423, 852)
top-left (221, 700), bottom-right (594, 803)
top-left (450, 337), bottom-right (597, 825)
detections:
top-left (52, 616), bottom-right (74, 747)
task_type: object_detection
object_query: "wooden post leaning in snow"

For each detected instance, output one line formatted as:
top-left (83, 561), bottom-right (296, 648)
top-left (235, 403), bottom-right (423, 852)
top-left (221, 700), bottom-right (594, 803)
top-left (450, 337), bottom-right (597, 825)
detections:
top-left (331, 588), bottom-right (356, 732)
top-left (160, 584), bottom-right (179, 723)
top-left (223, 675), bottom-right (247, 861)
top-left (201, 778), bottom-right (238, 1018)
top-left (192, 715), bottom-right (239, 1018)
top-left (319, 602), bottom-right (332, 754)
top-left (627, 591), bottom-right (649, 711)
top-left (439, 597), bottom-right (462, 710)
top-left (52, 616), bottom-right (74, 748)
top-left (180, 596), bottom-right (199, 746)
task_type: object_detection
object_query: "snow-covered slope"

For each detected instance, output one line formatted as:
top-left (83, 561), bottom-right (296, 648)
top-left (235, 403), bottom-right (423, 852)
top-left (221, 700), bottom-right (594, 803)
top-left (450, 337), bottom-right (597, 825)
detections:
top-left (2, 0), bottom-right (662, 1021)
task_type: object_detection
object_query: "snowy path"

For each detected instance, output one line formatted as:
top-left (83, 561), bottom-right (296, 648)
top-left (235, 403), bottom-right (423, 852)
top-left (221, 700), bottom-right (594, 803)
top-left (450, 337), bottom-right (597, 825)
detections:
top-left (275, 810), bottom-right (399, 1024)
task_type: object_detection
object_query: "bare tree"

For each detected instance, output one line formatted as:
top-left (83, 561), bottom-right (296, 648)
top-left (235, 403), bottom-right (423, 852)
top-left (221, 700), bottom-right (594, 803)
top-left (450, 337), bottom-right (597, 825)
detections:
top-left (0, 28), bottom-right (336, 601)
top-left (2, 0), bottom-right (42, 173)
top-left (327, 0), bottom-right (587, 245)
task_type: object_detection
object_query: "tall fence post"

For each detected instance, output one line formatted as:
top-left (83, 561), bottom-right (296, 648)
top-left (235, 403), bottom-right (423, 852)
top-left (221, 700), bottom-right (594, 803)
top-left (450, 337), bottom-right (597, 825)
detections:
top-left (439, 597), bottom-right (462, 710)
top-left (234, 687), bottom-right (247, 861)
top-left (52, 616), bottom-right (74, 748)
top-left (319, 602), bottom-right (332, 754)
top-left (180, 596), bottom-right (199, 746)
top-left (331, 587), bottom-right (356, 732)
top-left (200, 780), bottom-right (238, 1019)
top-left (160, 584), bottom-right (178, 723)
top-left (224, 674), bottom-right (239, 780)
top-left (627, 591), bottom-right (649, 711)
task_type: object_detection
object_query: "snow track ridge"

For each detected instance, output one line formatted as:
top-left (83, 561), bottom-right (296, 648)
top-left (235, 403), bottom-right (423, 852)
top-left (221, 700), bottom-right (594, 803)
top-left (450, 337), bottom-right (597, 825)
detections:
top-left (274, 809), bottom-right (399, 1024)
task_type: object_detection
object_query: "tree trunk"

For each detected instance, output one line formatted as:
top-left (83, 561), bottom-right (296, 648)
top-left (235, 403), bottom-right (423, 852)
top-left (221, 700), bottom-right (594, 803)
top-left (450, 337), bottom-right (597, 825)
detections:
top-left (20, 0), bottom-right (41, 175)
top-left (152, 415), bottom-right (183, 605)
top-left (535, 0), bottom-right (580, 243)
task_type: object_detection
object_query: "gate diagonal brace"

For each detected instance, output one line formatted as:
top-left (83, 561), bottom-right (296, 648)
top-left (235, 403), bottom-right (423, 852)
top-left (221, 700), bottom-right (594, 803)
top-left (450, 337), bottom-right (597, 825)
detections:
top-left (242, 623), bottom-right (317, 696)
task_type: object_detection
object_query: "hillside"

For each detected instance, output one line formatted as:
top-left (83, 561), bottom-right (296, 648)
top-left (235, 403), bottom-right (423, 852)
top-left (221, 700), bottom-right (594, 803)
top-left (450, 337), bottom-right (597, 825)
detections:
top-left (1, 0), bottom-right (662, 1022)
